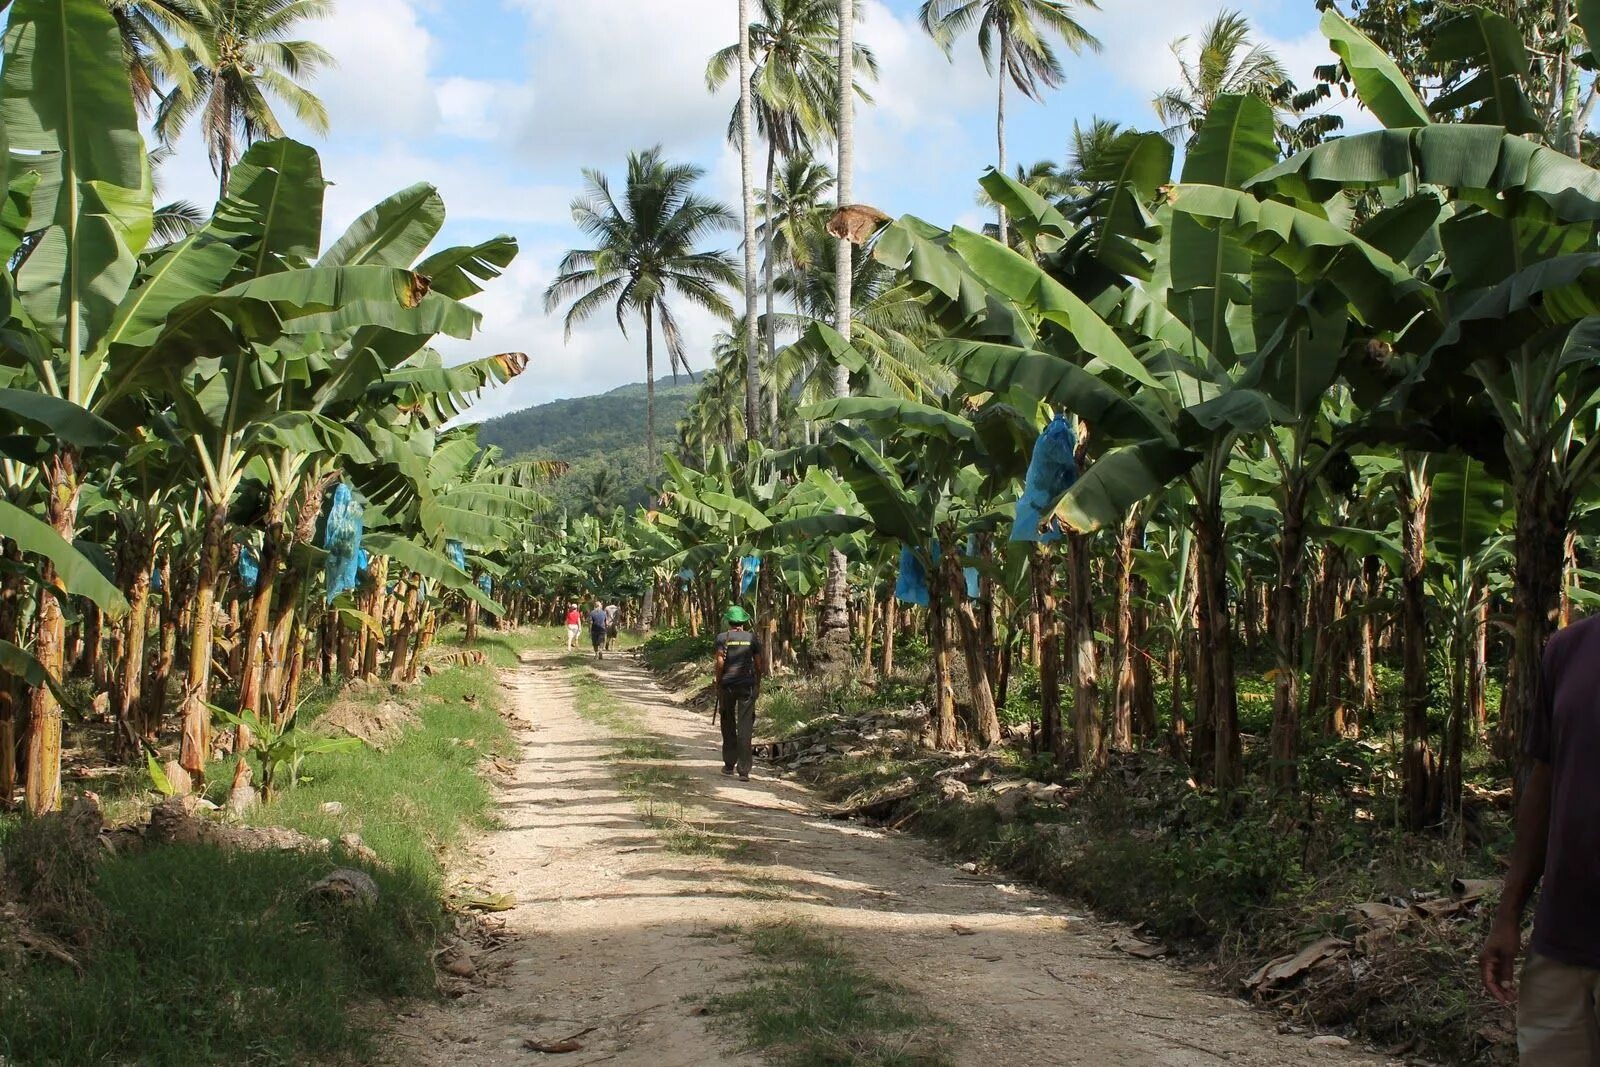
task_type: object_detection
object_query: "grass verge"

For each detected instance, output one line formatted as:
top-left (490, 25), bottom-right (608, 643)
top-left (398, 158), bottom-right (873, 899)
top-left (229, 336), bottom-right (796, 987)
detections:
top-left (0, 636), bottom-right (525, 1066)
top-left (707, 919), bottom-right (950, 1067)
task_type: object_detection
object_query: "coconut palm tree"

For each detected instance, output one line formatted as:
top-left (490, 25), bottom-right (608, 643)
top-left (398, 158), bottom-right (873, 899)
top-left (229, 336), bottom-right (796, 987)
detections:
top-left (757, 153), bottom-right (835, 276)
top-left (919, 0), bottom-right (1101, 246)
top-left (708, 0), bottom-right (879, 434)
top-left (154, 0), bottom-right (334, 194)
top-left (105, 0), bottom-right (205, 112)
top-left (816, 0), bottom-right (860, 667)
top-left (543, 148), bottom-right (740, 472)
top-left (1154, 9), bottom-right (1288, 145)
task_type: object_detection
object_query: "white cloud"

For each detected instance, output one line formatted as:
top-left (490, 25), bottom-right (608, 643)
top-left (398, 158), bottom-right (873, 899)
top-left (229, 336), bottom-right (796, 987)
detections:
top-left (506, 0), bottom-right (738, 163)
top-left (852, 0), bottom-right (994, 213)
top-left (305, 0), bottom-right (442, 137)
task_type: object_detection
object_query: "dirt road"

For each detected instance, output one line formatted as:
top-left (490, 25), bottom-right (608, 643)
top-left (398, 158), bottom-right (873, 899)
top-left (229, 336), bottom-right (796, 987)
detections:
top-left (390, 651), bottom-right (1387, 1066)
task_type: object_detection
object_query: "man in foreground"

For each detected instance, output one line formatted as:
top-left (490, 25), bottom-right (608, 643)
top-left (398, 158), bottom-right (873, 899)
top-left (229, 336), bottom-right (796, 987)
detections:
top-left (714, 606), bottom-right (762, 781)
top-left (1481, 613), bottom-right (1600, 1062)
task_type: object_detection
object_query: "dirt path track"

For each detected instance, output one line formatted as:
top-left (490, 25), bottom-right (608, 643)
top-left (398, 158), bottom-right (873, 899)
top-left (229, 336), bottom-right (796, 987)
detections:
top-left (389, 651), bottom-right (1387, 1066)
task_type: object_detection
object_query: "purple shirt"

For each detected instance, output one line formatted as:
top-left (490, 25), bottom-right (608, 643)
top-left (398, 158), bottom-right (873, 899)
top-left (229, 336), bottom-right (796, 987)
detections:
top-left (1528, 614), bottom-right (1600, 969)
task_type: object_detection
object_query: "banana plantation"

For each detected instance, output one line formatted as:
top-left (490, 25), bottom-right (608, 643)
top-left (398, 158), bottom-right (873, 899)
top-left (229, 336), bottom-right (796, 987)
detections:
top-left (6, 0), bottom-right (1600, 1061)
top-left (0, 0), bottom-right (545, 815)
top-left (530, 8), bottom-right (1600, 841)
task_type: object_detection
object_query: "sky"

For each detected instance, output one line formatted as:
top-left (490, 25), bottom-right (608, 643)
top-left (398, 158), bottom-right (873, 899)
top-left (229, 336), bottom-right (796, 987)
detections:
top-left (154, 0), bottom-right (1376, 423)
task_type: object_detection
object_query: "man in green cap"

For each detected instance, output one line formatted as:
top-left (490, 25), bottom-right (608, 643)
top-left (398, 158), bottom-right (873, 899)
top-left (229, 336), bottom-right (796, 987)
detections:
top-left (714, 606), bottom-right (763, 781)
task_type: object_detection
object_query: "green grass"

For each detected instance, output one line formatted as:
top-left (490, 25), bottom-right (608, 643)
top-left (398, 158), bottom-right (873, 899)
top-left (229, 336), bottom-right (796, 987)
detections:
top-left (247, 659), bottom-right (514, 885)
top-left (0, 648), bottom-right (518, 1066)
top-left (707, 920), bottom-right (949, 1067)
top-left (0, 844), bottom-right (440, 1066)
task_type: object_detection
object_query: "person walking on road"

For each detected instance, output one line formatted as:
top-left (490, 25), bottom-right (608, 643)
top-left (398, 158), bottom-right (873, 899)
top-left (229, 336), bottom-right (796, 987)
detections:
top-left (1481, 614), bottom-right (1600, 1063)
top-left (714, 606), bottom-right (763, 781)
top-left (564, 603), bottom-right (581, 651)
top-left (604, 602), bottom-right (621, 651)
top-left (589, 601), bottom-right (609, 660)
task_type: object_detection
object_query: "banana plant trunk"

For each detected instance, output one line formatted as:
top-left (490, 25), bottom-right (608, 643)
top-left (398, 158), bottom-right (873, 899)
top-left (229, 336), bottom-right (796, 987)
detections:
top-left (143, 558), bottom-right (179, 740)
top-left (390, 581), bottom-right (421, 682)
top-left (881, 591), bottom-right (896, 677)
top-left (1400, 460), bottom-right (1439, 830)
top-left (1110, 516), bottom-right (1140, 752)
top-left (1269, 480), bottom-right (1307, 790)
top-left (1502, 466), bottom-right (1571, 791)
top-left (1032, 544), bottom-right (1063, 762)
top-left (112, 528), bottom-right (157, 757)
top-left (179, 503), bottom-right (227, 777)
top-left (0, 541), bottom-right (24, 804)
top-left (263, 563), bottom-right (305, 725)
top-left (1066, 532), bottom-right (1103, 773)
top-left (928, 550), bottom-right (959, 750)
top-left (236, 520), bottom-right (284, 746)
top-left (25, 450), bottom-right (82, 813)
top-left (945, 541), bottom-right (1001, 747)
top-left (1194, 505), bottom-right (1241, 791)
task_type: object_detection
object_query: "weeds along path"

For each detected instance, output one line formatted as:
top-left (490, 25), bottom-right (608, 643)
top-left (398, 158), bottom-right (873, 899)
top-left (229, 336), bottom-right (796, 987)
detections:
top-left (391, 650), bottom-right (1385, 1066)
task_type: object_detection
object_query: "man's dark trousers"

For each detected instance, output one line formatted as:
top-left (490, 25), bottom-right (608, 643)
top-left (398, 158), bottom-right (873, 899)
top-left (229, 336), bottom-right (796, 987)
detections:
top-left (718, 686), bottom-right (757, 777)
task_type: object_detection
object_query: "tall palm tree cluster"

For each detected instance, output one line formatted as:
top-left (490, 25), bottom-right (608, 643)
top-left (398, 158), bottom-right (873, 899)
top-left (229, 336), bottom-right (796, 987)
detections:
top-left (0, 0), bottom-right (550, 813)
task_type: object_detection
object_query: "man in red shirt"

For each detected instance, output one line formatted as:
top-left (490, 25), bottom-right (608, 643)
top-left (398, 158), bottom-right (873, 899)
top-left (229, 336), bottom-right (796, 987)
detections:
top-left (1481, 615), bottom-right (1600, 1062)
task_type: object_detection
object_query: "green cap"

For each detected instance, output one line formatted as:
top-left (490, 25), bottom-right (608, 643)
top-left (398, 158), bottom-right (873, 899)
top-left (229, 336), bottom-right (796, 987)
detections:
top-left (724, 605), bottom-right (750, 624)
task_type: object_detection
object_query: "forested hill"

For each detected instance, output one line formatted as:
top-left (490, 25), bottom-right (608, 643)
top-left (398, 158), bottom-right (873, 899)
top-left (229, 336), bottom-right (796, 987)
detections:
top-left (475, 375), bottom-right (702, 515)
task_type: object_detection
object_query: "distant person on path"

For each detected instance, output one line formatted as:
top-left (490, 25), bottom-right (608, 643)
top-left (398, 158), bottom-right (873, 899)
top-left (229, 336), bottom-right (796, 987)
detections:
top-left (564, 603), bottom-right (581, 651)
top-left (589, 601), bottom-right (609, 660)
top-left (1481, 614), bottom-right (1600, 1063)
top-left (604, 602), bottom-right (621, 651)
top-left (714, 606), bottom-right (763, 781)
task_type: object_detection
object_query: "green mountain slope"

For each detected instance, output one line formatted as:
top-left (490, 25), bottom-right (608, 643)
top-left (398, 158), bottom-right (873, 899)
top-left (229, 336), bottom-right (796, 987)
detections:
top-left (475, 375), bottom-right (701, 517)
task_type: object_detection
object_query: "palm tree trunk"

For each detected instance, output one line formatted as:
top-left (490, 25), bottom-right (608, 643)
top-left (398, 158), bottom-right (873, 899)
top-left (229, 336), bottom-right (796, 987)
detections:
top-left (737, 0), bottom-right (761, 440)
top-left (817, 0), bottom-right (856, 668)
top-left (763, 140), bottom-right (780, 433)
top-left (995, 21), bottom-right (1009, 248)
top-left (23, 451), bottom-right (80, 813)
top-left (645, 305), bottom-right (658, 471)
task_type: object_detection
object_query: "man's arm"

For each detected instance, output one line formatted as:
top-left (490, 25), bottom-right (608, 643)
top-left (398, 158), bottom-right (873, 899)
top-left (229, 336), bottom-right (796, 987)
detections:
top-left (1481, 760), bottom-right (1553, 1005)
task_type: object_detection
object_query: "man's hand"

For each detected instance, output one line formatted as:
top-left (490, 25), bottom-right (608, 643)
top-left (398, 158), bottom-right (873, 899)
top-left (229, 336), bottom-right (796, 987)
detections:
top-left (1480, 918), bottom-right (1521, 1006)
